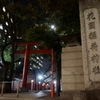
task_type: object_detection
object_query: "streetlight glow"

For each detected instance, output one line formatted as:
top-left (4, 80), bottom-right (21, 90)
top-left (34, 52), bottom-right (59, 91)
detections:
top-left (31, 79), bottom-right (34, 82)
top-left (38, 81), bottom-right (41, 84)
top-left (38, 75), bottom-right (43, 80)
top-left (54, 80), bottom-right (56, 84)
top-left (51, 25), bottom-right (55, 29)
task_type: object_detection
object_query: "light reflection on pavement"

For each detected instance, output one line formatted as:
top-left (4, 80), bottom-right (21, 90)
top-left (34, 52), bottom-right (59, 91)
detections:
top-left (31, 90), bottom-right (50, 98)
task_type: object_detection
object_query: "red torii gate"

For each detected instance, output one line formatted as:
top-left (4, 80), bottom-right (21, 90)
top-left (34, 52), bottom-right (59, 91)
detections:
top-left (15, 42), bottom-right (54, 97)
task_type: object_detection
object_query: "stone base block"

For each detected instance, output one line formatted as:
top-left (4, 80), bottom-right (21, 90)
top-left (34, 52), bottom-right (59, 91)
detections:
top-left (60, 90), bottom-right (100, 100)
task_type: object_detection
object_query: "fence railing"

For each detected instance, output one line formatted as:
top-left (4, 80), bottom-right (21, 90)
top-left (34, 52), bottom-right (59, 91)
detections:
top-left (0, 81), bottom-right (20, 97)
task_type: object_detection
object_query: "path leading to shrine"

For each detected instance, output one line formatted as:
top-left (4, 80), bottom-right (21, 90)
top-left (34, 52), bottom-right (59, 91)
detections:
top-left (0, 90), bottom-right (48, 100)
top-left (0, 90), bottom-right (61, 100)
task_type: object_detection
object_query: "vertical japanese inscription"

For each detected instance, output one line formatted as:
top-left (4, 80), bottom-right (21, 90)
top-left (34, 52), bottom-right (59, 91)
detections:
top-left (84, 8), bottom-right (100, 82)
top-left (87, 12), bottom-right (96, 20)
top-left (88, 22), bottom-right (95, 29)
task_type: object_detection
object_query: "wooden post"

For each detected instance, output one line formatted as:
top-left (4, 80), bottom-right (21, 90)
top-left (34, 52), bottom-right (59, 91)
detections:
top-left (16, 81), bottom-right (20, 97)
top-left (1, 81), bottom-right (5, 96)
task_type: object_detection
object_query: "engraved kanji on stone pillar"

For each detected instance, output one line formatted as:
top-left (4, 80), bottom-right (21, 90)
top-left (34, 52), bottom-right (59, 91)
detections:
top-left (84, 8), bottom-right (100, 82)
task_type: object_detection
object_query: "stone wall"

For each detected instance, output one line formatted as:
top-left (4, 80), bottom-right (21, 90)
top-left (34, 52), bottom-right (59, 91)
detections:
top-left (61, 46), bottom-right (85, 91)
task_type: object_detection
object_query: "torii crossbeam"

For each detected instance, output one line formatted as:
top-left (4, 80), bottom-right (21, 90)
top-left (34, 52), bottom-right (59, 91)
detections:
top-left (15, 42), bottom-right (55, 97)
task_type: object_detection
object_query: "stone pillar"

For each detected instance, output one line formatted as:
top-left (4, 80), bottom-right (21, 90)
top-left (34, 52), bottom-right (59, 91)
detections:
top-left (79, 0), bottom-right (100, 90)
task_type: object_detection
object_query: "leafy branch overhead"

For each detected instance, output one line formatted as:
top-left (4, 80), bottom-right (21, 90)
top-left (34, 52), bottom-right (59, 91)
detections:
top-left (0, 0), bottom-right (80, 84)
top-left (22, 24), bottom-right (57, 47)
top-left (38, 0), bottom-right (80, 35)
top-left (6, 3), bottom-right (40, 20)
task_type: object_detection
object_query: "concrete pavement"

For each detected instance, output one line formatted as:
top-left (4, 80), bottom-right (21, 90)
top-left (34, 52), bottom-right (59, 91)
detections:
top-left (0, 90), bottom-right (60, 100)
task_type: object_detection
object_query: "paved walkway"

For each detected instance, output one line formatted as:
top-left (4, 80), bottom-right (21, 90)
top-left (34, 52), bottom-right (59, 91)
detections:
top-left (0, 90), bottom-right (60, 100)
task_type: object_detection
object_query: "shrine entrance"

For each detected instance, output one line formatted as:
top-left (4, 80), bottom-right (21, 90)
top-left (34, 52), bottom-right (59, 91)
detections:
top-left (15, 42), bottom-right (55, 97)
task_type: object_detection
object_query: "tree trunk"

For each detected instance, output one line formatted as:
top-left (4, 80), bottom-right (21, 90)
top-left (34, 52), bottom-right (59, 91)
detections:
top-left (56, 56), bottom-right (61, 96)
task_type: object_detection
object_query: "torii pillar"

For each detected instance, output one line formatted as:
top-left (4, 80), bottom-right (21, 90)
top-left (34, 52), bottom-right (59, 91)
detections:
top-left (51, 49), bottom-right (55, 97)
top-left (15, 42), bottom-right (55, 97)
top-left (22, 45), bottom-right (30, 87)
